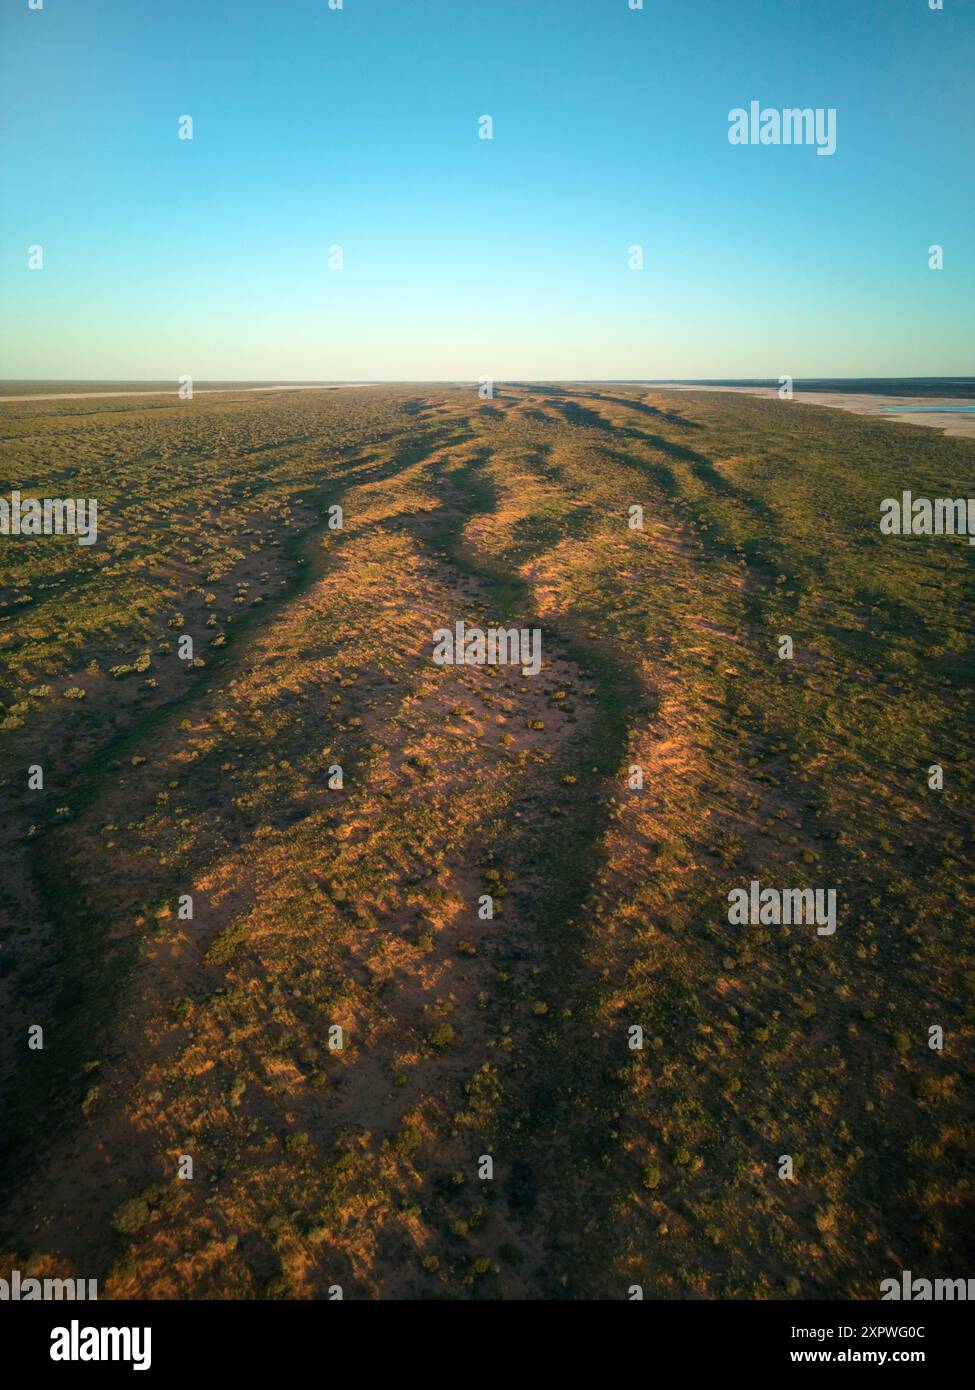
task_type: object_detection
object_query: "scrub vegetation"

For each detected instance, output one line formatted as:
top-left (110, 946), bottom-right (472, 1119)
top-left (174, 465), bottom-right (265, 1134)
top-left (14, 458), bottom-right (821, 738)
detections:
top-left (1, 384), bottom-right (972, 1298)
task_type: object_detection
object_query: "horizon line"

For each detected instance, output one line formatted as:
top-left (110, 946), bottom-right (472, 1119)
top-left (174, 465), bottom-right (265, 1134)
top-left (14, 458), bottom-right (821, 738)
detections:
top-left (3, 376), bottom-right (974, 386)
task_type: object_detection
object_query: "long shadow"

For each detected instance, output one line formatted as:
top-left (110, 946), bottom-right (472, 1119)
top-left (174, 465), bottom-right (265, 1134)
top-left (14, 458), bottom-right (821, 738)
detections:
top-left (0, 417), bottom-right (474, 1232)
top-left (582, 390), bottom-right (704, 431)
top-left (552, 396), bottom-right (779, 529)
top-left (414, 451), bottom-right (655, 1295)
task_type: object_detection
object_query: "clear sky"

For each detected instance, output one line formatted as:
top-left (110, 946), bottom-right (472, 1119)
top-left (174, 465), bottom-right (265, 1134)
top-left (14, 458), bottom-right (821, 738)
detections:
top-left (1, 0), bottom-right (973, 380)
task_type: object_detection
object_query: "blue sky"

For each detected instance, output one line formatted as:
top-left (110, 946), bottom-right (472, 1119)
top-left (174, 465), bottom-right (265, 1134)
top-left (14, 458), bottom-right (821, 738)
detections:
top-left (1, 0), bottom-right (973, 380)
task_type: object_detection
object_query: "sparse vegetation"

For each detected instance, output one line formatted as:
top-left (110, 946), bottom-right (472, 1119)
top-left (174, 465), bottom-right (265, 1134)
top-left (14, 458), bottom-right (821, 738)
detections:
top-left (0, 383), bottom-right (972, 1300)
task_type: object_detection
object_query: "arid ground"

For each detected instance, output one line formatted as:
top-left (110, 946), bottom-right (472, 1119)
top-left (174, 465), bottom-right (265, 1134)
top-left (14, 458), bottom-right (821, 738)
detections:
top-left (1, 384), bottom-right (973, 1299)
